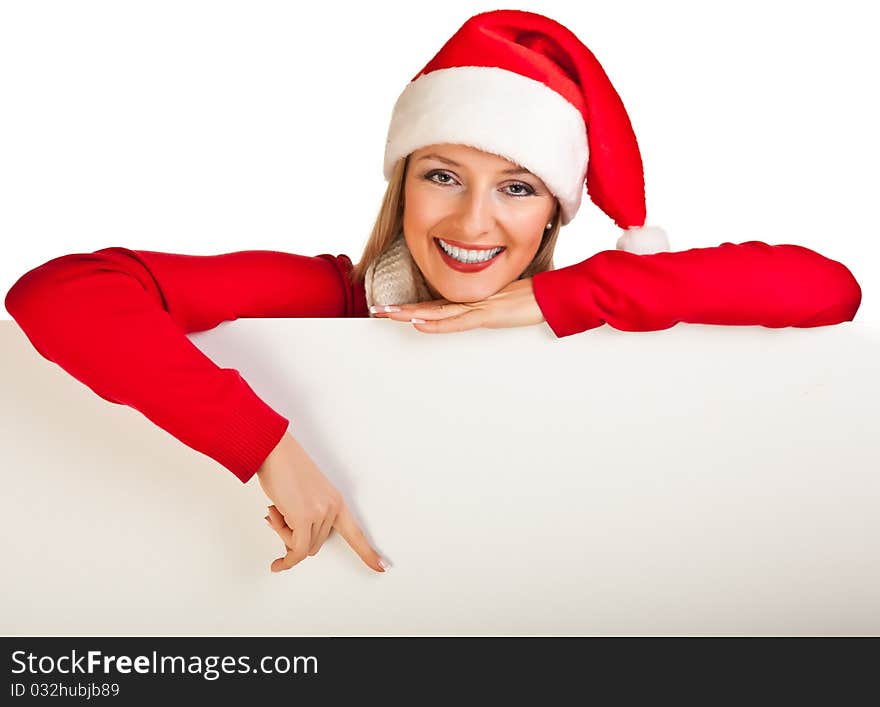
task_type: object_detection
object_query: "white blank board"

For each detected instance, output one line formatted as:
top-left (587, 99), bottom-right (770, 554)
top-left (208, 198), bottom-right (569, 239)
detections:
top-left (1, 319), bottom-right (878, 635)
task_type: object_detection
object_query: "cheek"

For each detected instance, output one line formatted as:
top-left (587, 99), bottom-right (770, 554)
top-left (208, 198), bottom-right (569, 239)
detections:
top-left (404, 190), bottom-right (446, 232)
top-left (508, 230), bottom-right (545, 261)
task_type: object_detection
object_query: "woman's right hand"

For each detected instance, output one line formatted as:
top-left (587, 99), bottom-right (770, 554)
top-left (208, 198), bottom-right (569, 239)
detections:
top-left (255, 431), bottom-right (389, 574)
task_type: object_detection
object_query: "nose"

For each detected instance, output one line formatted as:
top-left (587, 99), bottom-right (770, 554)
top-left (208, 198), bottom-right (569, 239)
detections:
top-left (455, 185), bottom-right (496, 238)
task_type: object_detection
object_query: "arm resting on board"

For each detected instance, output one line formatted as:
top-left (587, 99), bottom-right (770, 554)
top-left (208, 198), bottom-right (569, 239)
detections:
top-left (4, 247), bottom-right (358, 483)
top-left (532, 241), bottom-right (862, 338)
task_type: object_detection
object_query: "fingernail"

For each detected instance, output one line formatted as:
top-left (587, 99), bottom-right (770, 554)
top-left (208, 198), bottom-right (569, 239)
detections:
top-left (370, 305), bottom-right (401, 313)
top-left (379, 557), bottom-right (392, 570)
top-left (411, 318), bottom-right (425, 324)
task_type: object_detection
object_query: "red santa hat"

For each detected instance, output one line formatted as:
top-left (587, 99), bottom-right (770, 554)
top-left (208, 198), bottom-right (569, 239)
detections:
top-left (383, 9), bottom-right (671, 255)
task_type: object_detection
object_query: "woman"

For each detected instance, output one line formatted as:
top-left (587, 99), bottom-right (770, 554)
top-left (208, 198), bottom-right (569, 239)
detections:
top-left (3, 10), bottom-right (862, 575)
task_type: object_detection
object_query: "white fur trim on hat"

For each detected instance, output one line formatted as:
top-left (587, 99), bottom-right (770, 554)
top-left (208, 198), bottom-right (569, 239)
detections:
top-left (383, 66), bottom-right (589, 225)
top-left (615, 225), bottom-right (671, 255)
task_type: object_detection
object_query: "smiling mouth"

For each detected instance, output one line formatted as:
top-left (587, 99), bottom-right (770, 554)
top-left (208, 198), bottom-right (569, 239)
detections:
top-left (434, 238), bottom-right (505, 267)
top-left (435, 237), bottom-right (504, 251)
top-left (435, 238), bottom-right (506, 261)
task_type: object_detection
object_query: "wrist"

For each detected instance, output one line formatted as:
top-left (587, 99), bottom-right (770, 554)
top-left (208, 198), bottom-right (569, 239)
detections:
top-left (258, 431), bottom-right (289, 476)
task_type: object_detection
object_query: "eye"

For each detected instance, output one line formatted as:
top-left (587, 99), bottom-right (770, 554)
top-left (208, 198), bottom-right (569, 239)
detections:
top-left (504, 182), bottom-right (536, 197)
top-left (424, 170), bottom-right (458, 186)
top-left (422, 170), bottom-right (536, 197)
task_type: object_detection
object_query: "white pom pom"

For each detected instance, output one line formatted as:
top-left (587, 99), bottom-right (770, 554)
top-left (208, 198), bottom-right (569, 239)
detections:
top-left (616, 225), bottom-right (671, 255)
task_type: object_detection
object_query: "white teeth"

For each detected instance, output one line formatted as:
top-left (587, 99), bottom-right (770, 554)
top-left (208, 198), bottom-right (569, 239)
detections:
top-left (438, 239), bottom-right (503, 264)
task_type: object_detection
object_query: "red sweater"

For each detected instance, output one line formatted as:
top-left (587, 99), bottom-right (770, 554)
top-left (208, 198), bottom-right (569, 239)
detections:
top-left (4, 241), bottom-right (862, 484)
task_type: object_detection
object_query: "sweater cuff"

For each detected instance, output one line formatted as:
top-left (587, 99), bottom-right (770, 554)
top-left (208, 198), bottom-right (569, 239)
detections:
top-left (212, 380), bottom-right (290, 484)
top-left (532, 259), bottom-right (606, 338)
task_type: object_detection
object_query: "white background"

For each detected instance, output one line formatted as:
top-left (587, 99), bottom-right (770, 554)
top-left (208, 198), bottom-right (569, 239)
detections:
top-left (1, 0), bottom-right (877, 320)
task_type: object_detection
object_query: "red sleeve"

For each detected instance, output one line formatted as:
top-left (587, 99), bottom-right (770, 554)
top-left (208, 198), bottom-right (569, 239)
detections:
top-left (4, 247), bottom-right (359, 484)
top-left (531, 240), bottom-right (863, 338)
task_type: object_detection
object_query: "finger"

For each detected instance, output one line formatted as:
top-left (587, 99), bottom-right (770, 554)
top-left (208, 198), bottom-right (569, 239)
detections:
top-left (419, 298), bottom-right (453, 307)
top-left (382, 301), bottom-right (470, 322)
top-left (333, 504), bottom-right (387, 572)
top-left (272, 507), bottom-right (313, 572)
top-left (271, 520), bottom-right (313, 572)
top-left (266, 505), bottom-right (295, 548)
top-left (308, 512), bottom-right (337, 556)
top-left (264, 514), bottom-right (291, 549)
top-left (294, 513), bottom-right (314, 566)
top-left (411, 309), bottom-right (484, 333)
top-left (371, 298), bottom-right (451, 316)
top-left (271, 547), bottom-right (294, 573)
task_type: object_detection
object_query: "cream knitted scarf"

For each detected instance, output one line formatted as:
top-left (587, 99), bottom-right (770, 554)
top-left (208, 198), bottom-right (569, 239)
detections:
top-left (364, 231), bottom-right (434, 315)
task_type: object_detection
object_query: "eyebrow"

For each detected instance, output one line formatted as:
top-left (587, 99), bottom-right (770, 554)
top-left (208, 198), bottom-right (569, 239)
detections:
top-left (417, 153), bottom-right (533, 176)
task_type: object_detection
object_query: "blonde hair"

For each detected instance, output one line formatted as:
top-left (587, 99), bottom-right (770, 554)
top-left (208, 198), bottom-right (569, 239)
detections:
top-left (350, 154), bottom-right (562, 289)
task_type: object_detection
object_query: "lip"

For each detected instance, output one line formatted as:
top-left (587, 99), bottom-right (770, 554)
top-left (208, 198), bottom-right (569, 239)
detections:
top-left (434, 238), bottom-right (504, 273)
top-left (435, 237), bottom-right (504, 251)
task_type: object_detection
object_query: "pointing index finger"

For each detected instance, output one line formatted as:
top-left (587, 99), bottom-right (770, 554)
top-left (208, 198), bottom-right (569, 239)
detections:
top-left (333, 504), bottom-right (387, 573)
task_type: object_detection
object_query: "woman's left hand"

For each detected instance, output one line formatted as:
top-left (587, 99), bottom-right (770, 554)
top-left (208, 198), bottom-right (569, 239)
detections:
top-left (371, 277), bottom-right (545, 333)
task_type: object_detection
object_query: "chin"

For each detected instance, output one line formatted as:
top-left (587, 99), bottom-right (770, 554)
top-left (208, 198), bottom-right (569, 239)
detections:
top-left (433, 277), bottom-right (499, 303)
top-left (419, 245), bottom-right (521, 301)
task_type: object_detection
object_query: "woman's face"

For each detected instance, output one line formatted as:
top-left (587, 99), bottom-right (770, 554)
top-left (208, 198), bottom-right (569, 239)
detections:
top-left (402, 143), bottom-right (557, 303)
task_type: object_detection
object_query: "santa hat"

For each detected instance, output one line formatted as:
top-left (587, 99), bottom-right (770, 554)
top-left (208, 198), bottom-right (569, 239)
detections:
top-left (383, 8), bottom-right (670, 255)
